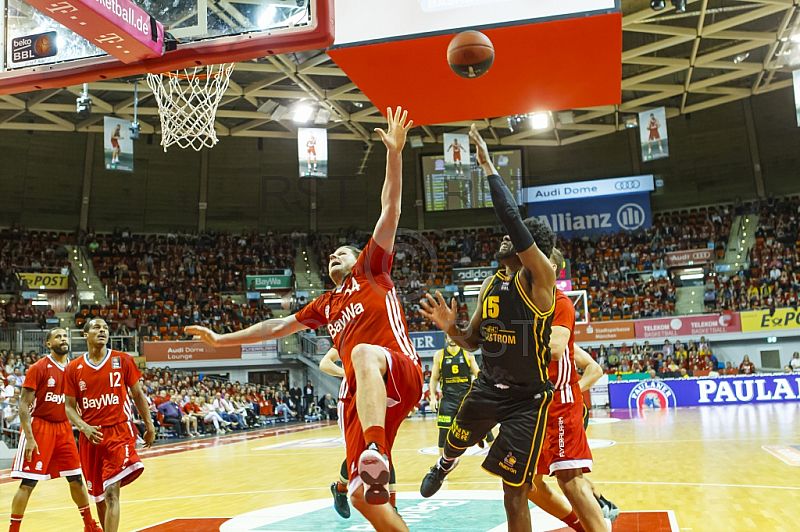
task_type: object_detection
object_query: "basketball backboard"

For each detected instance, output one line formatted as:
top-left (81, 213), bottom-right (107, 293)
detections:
top-left (0, 0), bottom-right (333, 94)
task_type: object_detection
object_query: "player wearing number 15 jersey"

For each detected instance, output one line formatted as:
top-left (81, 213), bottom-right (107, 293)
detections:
top-left (65, 319), bottom-right (155, 532)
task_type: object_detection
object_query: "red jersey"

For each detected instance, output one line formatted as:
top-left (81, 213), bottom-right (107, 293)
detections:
top-left (23, 355), bottom-right (68, 423)
top-left (547, 290), bottom-right (580, 403)
top-left (295, 238), bottom-right (420, 398)
top-left (64, 349), bottom-right (142, 427)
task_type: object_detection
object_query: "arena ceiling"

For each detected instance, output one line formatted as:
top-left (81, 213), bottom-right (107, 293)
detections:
top-left (0, 0), bottom-right (797, 147)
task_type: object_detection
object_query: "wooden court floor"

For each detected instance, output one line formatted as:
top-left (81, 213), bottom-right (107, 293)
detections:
top-left (1, 402), bottom-right (799, 531)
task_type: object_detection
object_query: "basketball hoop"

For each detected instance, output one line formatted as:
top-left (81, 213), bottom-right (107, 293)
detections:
top-left (146, 63), bottom-right (235, 151)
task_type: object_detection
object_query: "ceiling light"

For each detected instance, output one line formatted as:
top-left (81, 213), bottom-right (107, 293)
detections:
top-left (650, 0), bottom-right (665, 11)
top-left (258, 4), bottom-right (278, 28)
top-left (733, 52), bottom-right (750, 64)
top-left (625, 116), bottom-right (638, 129)
top-left (314, 108), bottom-right (331, 125)
top-left (409, 135), bottom-right (424, 148)
top-left (557, 111), bottom-right (574, 125)
top-left (270, 104), bottom-right (288, 121)
top-left (507, 117), bottom-right (514, 132)
top-left (671, 0), bottom-right (686, 13)
top-left (791, 34), bottom-right (800, 43)
top-left (293, 105), bottom-right (314, 123)
top-left (530, 113), bottom-right (550, 130)
top-left (257, 99), bottom-right (278, 115)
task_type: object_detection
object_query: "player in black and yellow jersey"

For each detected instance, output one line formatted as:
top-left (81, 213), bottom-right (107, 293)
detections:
top-left (419, 124), bottom-right (556, 532)
top-left (429, 335), bottom-right (479, 456)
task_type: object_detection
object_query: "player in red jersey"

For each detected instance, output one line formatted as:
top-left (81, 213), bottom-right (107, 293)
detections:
top-left (447, 137), bottom-right (464, 177)
top-left (8, 328), bottom-right (103, 532)
top-left (187, 107), bottom-right (421, 532)
top-left (64, 319), bottom-right (155, 532)
top-left (646, 113), bottom-right (664, 157)
top-left (527, 249), bottom-right (613, 532)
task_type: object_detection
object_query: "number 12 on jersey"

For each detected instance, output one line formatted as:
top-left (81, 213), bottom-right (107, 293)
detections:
top-left (109, 372), bottom-right (122, 387)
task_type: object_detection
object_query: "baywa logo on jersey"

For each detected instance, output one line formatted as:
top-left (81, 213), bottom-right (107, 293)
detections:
top-left (112, 356), bottom-right (121, 369)
top-left (628, 380), bottom-right (677, 410)
top-left (328, 302), bottom-right (365, 339)
top-left (47, 376), bottom-right (56, 388)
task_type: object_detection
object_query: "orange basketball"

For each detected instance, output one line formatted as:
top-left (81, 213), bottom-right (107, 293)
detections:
top-left (35, 35), bottom-right (54, 57)
top-left (447, 30), bottom-right (494, 79)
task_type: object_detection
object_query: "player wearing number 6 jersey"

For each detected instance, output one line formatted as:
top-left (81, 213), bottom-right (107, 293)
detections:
top-left (187, 107), bottom-right (422, 532)
top-left (8, 328), bottom-right (103, 532)
top-left (65, 319), bottom-right (155, 532)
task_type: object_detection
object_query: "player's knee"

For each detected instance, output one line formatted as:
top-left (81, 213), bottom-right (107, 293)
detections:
top-left (66, 475), bottom-right (83, 486)
top-left (350, 488), bottom-right (367, 512)
top-left (350, 344), bottom-right (380, 371)
top-left (19, 479), bottom-right (37, 490)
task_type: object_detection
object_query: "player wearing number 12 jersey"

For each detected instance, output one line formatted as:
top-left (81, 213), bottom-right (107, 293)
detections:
top-left (65, 319), bottom-right (155, 532)
top-left (187, 107), bottom-right (421, 532)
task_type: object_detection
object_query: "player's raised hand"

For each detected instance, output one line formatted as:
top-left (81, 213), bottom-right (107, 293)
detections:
top-left (419, 291), bottom-right (458, 331)
top-left (375, 106), bottom-right (413, 153)
top-left (24, 436), bottom-right (39, 462)
top-left (468, 123), bottom-right (489, 166)
top-left (83, 425), bottom-right (103, 445)
top-left (185, 325), bottom-right (222, 347)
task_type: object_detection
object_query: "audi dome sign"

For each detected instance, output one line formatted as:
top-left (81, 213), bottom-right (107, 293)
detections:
top-left (524, 174), bottom-right (654, 203)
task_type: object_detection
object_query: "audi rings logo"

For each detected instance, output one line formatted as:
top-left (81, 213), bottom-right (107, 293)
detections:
top-left (614, 180), bottom-right (641, 191)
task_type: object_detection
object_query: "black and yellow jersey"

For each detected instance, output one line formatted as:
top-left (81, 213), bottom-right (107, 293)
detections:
top-left (438, 346), bottom-right (472, 398)
top-left (478, 270), bottom-right (555, 390)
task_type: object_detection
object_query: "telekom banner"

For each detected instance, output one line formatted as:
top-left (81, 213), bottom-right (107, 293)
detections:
top-left (666, 248), bottom-right (714, 268)
top-left (634, 313), bottom-right (741, 339)
top-left (26, 0), bottom-right (164, 63)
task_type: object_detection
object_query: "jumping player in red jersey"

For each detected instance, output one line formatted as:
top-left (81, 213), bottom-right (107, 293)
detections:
top-left (187, 107), bottom-right (422, 532)
top-left (525, 248), bottom-right (608, 532)
top-left (64, 319), bottom-right (155, 532)
top-left (447, 137), bottom-right (464, 177)
top-left (646, 113), bottom-right (664, 157)
top-left (8, 328), bottom-right (103, 532)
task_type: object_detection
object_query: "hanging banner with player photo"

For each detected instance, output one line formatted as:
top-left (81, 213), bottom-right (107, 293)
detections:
top-left (793, 70), bottom-right (800, 127)
top-left (297, 127), bottom-right (328, 178)
top-left (443, 132), bottom-right (470, 178)
top-left (103, 117), bottom-right (134, 172)
top-left (638, 106), bottom-right (669, 162)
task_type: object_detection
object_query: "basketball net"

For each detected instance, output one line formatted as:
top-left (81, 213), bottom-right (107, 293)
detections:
top-left (146, 63), bottom-right (235, 151)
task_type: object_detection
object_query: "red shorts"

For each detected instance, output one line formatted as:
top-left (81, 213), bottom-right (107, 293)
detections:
top-left (307, 147), bottom-right (316, 156)
top-left (648, 130), bottom-right (659, 141)
top-left (11, 418), bottom-right (81, 481)
top-left (111, 140), bottom-right (120, 149)
top-left (453, 152), bottom-right (461, 162)
top-left (537, 383), bottom-right (593, 476)
top-left (343, 347), bottom-right (422, 494)
top-left (79, 422), bottom-right (143, 502)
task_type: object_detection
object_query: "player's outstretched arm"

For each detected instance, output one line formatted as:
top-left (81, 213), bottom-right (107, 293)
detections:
top-left (130, 380), bottom-right (155, 448)
top-left (319, 348), bottom-right (345, 378)
top-left (575, 345), bottom-right (603, 392)
top-left (469, 123), bottom-right (555, 304)
top-left (18, 387), bottom-right (38, 461)
top-left (185, 315), bottom-right (308, 347)
top-left (371, 106), bottom-right (413, 253)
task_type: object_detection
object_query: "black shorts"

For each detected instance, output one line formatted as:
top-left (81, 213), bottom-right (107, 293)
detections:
top-left (446, 377), bottom-right (553, 486)
top-left (437, 390), bottom-right (469, 429)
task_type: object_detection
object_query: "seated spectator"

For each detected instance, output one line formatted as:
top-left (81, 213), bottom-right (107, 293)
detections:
top-left (708, 366), bottom-right (721, 378)
top-left (662, 340), bottom-right (673, 358)
top-left (304, 402), bottom-right (321, 422)
top-left (321, 393), bottom-right (337, 421)
top-left (274, 398), bottom-right (296, 422)
top-left (158, 395), bottom-right (189, 437)
top-left (723, 362), bottom-right (738, 376)
top-left (791, 352), bottom-right (800, 372)
top-left (198, 396), bottom-right (230, 434)
top-left (181, 396), bottom-right (202, 437)
top-left (739, 355), bottom-right (756, 375)
top-left (3, 388), bottom-right (21, 432)
top-left (783, 365), bottom-right (793, 374)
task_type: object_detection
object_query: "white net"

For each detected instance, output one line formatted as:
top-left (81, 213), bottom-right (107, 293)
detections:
top-left (146, 63), bottom-right (235, 151)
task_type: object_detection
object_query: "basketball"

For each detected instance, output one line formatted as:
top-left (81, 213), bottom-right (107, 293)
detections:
top-left (447, 30), bottom-right (494, 79)
top-left (34, 34), bottom-right (55, 57)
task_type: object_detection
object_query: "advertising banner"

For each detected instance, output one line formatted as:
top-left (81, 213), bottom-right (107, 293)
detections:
top-left (410, 331), bottom-right (446, 353)
top-left (665, 248), bottom-right (714, 268)
top-left (575, 321), bottom-right (635, 343)
top-left (527, 192), bottom-right (651, 239)
top-left (443, 133), bottom-right (469, 177)
top-left (639, 106), bottom-right (669, 162)
top-left (524, 175), bottom-right (654, 203)
top-left (452, 266), bottom-right (496, 283)
top-left (610, 374), bottom-right (800, 409)
top-left (298, 127), bottom-right (328, 177)
top-left (16, 272), bottom-right (68, 290)
top-left (241, 340), bottom-right (278, 360)
top-left (104, 117), bottom-right (134, 172)
top-left (634, 313), bottom-right (741, 339)
top-left (142, 341), bottom-right (241, 362)
top-left (794, 69), bottom-right (800, 128)
top-left (741, 308), bottom-right (800, 332)
top-left (246, 274), bottom-right (292, 291)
